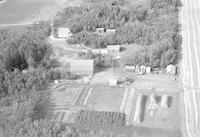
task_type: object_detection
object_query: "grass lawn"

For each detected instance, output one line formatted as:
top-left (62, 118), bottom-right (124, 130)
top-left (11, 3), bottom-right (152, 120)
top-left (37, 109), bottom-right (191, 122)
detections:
top-left (86, 86), bottom-right (125, 112)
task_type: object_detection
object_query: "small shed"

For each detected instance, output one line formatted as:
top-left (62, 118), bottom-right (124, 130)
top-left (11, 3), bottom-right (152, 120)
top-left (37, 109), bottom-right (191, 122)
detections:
top-left (140, 65), bottom-right (146, 74)
top-left (166, 64), bottom-right (176, 75)
top-left (70, 60), bottom-right (94, 75)
top-left (124, 65), bottom-right (135, 72)
top-left (161, 95), bottom-right (169, 108)
top-left (109, 79), bottom-right (118, 86)
top-left (107, 45), bottom-right (120, 53)
top-left (57, 28), bottom-right (72, 39)
top-left (146, 66), bottom-right (151, 74)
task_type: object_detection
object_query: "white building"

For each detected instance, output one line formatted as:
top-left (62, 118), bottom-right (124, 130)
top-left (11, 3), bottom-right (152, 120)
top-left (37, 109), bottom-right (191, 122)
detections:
top-left (146, 66), bottom-right (151, 74)
top-left (96, 28), bottom-right (106, 34)
top-left (161, 95), bottom-right (169, 108)
top-left (70, 60), bottom-right (94, 75)
top-left (107, 45), bottom-right (120, 53)
top-left (57, 28), bottom-right (72, 39)
top-left (109, 79), bottom-right (118, 86)
top-left (166, 64), bottom-right (176, 75)
top-left (124, 65), bottom-right (135, 72)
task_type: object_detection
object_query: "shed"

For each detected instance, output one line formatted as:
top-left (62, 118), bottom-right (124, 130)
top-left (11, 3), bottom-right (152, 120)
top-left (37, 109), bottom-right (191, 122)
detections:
top-left (161, 95), bottom-right (169, 108)
top-left (107, 45), bottom-right (120, 53)
top-left (124, 65), bottom-right (135, 71)
top-left (109, 79), bottom-right (118, 86)
top-left (140, 65), bottom-right (146, 74)
top-left (57, 28), bottom-right (72, 39)
top-left (146, 66), bottom-right (151, 74)
top-left (166, 64), bottom-right (176, 75)
top-left (70, 60), bottom-right (94, 75)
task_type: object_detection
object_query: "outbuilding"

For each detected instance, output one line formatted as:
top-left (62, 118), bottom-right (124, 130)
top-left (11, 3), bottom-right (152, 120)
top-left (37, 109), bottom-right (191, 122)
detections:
top-left (109, 79), bottom-right (118, 86)
top-left (70, 60), bottom-right (94, 75)
top-left (166, 64), bottom-right (176, 75)
top-left (161, 94), bottom-right (169, 108)
top-left (57, 28), bottom-right (72, 39)
top-left (107, 45), bottom-right (120, 53)
top-left (146, 66), bottom-right (151, 74)
top-left (124, 65), bottom-right (135, 72)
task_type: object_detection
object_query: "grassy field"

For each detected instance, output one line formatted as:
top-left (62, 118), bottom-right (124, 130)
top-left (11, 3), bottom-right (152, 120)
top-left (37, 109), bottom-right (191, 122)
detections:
top-left (85, 86), bottom-right (125, 112)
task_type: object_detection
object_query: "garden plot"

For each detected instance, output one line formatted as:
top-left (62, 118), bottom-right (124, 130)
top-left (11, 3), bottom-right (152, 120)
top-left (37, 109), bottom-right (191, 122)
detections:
top-left (46, 110), bottom-right (78, 123)
top-left (50, 84), bottom-right (88, 107)
top-left (85, 86), bottom-right (125, 112)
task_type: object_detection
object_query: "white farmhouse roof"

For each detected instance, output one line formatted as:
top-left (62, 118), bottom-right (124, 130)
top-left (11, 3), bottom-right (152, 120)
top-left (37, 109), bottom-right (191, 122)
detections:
top-left (57, 28), bottom-right (71, 38)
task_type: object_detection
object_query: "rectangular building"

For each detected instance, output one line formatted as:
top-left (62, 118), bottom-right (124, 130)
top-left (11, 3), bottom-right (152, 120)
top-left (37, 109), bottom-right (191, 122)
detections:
top-left (57, 28), bottom-right (72, 39)
top-left (107, 45), bottom-right (120, 53)
top-left (70, 60), bottom-right (94, 75)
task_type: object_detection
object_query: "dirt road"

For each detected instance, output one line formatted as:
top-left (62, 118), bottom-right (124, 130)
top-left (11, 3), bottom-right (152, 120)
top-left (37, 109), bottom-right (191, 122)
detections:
top-left (180, 0), bottom-right (200, 136)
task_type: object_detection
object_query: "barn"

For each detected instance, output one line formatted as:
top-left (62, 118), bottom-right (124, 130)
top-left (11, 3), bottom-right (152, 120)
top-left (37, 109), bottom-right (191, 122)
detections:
top-left (70, 60), bottom-right (94, 75)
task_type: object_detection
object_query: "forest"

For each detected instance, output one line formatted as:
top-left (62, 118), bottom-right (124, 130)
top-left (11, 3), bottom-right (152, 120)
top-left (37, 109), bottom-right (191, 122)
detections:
top-left (55, 0), bottom-right (182, 68)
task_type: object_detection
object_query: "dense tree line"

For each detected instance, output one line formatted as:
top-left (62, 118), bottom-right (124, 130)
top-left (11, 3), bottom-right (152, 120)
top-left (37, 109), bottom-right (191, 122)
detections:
top-left (55, 0), bottom-right (181, 68)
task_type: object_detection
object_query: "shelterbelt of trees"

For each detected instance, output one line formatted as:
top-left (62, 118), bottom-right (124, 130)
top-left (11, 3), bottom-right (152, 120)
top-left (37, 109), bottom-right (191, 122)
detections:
top-left (0, 22), bottom-right (78, 137)
top-left (55, 0), bottom-right (182, 68)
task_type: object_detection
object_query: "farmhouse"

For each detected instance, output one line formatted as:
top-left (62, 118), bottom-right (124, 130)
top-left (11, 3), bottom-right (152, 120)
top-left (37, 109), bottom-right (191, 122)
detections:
top-left (57, 27), bottom-right (72, 39)
top-left (70, 60), bottom-right (94, 75)
top-left (107, 45), bottom-right (120, 53)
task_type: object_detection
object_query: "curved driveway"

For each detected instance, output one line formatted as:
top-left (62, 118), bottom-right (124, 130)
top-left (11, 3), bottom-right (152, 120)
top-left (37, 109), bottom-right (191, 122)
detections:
top-left (181, 0), bottom-right (200, 137)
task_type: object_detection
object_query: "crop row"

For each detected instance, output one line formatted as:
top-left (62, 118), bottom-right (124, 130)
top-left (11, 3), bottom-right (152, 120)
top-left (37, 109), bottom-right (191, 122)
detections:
top-left (75, 110), bottom-right (126, 128)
